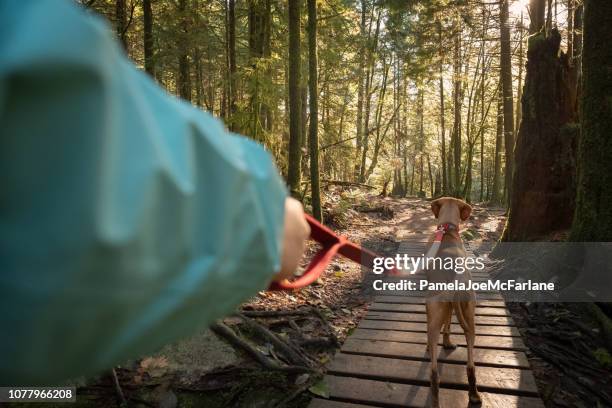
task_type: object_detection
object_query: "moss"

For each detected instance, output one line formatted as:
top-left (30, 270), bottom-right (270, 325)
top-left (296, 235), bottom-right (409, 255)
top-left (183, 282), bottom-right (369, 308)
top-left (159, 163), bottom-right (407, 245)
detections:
top-left (593, 348), bottom-right (612, 369)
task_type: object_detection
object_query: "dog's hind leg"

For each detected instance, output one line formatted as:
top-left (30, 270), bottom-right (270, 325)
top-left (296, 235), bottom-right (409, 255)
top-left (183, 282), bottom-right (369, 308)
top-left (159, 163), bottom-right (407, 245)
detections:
top-left (427, 302), bottom-right (449, 408)
top-left (442, 311), bottom-right (456, 350)
top-left (456, 301), bottom-right (481, 406)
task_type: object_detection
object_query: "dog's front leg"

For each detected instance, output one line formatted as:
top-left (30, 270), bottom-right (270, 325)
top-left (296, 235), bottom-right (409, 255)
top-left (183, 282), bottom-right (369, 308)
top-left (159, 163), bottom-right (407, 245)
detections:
top-left (460, 302), bottom-right (482, 406)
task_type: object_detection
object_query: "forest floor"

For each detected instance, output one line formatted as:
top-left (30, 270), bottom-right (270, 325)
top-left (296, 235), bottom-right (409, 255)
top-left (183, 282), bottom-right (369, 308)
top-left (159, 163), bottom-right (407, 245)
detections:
top-left (44, 191), bottom-right (612, 408)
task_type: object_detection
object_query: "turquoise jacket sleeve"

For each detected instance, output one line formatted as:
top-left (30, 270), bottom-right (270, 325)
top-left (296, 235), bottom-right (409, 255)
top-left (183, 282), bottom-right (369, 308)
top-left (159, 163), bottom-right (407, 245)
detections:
top-left (0, 0), bottom-right (287, 385)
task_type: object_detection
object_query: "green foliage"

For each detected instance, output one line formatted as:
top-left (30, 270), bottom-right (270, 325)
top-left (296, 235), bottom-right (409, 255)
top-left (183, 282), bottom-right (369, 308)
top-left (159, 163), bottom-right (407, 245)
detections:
top-left (83, 0), bottom-right (522, 201)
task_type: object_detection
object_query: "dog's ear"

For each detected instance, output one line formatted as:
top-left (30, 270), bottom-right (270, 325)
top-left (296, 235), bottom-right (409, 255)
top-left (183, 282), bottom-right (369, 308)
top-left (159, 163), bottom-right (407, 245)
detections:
top-left (431, 199), bottom-right (442, 219)
top-left (459, 201), bottom-right (472, 221)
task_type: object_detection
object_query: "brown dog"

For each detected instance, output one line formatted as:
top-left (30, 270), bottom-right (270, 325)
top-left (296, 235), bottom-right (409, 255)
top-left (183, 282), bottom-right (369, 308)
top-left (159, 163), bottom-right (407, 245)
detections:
top-left (425, 197), bottom-right (481, 407)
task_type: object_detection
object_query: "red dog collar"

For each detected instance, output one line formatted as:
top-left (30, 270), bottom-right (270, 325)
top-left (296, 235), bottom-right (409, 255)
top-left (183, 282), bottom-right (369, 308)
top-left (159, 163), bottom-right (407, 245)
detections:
top-left (434, 223), bottom-right (459, 242)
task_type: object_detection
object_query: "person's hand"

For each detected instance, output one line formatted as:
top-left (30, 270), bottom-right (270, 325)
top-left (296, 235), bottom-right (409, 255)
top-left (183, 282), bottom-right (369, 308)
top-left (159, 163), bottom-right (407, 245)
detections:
top-left (273, 197), bottom-right (311, 282)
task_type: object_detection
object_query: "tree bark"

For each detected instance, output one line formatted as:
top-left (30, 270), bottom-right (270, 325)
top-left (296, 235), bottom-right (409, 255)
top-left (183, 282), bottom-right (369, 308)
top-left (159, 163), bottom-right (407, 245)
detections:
top-left (529, 0), bottom-right (546, 34)
top-left (177, 0), bottom-right (191, 102)
top-left (359, 9), bottom-right (381, 183)
top-left (307, 0), bottom-right (322, 221)
top-left (438, 21), bottom-right (447, 194)
top-left (504, 29), bottom-right (577, 241)
top-left (287, 0), bottom-right (302, 198)
top-left (354, 0), bottom-right (367, 181)
top-left (143, 0), bottom-right (154, 76)
top-left (490, 86), bottom-right (503, 204)
top-left (571, 0), bottom-right (612, 241)
top-left (115, 0), bottom-right (127, 51)
top-left (452, 23), bottom-right (462, 196)
top-left (499, 0), bottom-right (515, 205)
top-left (248, 0), bottom-right (272, 140)
top-left (480, 7), bottom-right (487, 202)
top-left (228, 0), bottom-right (237, 128)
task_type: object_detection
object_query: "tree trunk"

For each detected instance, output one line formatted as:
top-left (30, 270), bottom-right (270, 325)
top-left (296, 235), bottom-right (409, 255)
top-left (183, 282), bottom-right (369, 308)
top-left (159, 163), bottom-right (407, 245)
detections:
top-left (143, 0), bottom-right (154, 76)
top-left (452, 26), bottom-right (462, 196)
top-left (419, 155), bottom-right (424, 197)
top-left (354, 0), bottom-right (367, 181)
top-left (116, 0), bottom-right (127, 51)
top-left (529, 0), bottom-right (546, 34)
top-left (359, 9), bottom-right (381, 183)
top-left (571, 0), bottom-right (612, 241)
top-left (490, 87), bottom-right (503, 204)
top-left (177, 0), bottom-right (191, 102)
top-left (228, 0), bottom-right (237, 128)
top-left (439, 21), bottom-right (447, 194)
top-left (287, 0), bottom-right (302, 198)
top-left (479, 8), bottom-right (487, 202)
top-left (500, 0), bottom-right (515, 205)
top-left (220, 0), bottom-right (229, 120)
top-left (307, 0), bottom-right (322, 221)
top-left (515, 10), bottom-right (524, 141)
top-left (194, 48), bottom-right (203, 107)
top-left (503, 29), bottom-right (577, 241)
top-left (248, 0), bottom-right (271, 140)
top-left (427, 155), bottom-right (434, 198)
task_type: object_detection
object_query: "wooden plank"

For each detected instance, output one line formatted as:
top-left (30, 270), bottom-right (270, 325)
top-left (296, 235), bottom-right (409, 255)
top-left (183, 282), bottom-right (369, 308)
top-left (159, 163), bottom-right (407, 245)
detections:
top-left (373, 296), bottom-right (506, 308)
top-left (366, 311), bottom-right (515, 326)
top-left (328, 353), bottom-right (539, 396)
top-left (308, 399), bottom-right (375, 408)
top-left (351, 328), bottom-right (527, 351)
top-left (369, 303), bottom-right (510, 316)
top-left (359, 320), bottom-right (521, 337)
top-left (341, 338), bottom-right (530, 369)
top-left (377, 292), bottom-right (506, 307)
top-left (321, 375), bottom-right (545, 408)
top-left (383, 276), bottom-right (491, 283)
top-left (374, 290), bottom-right (504, 300)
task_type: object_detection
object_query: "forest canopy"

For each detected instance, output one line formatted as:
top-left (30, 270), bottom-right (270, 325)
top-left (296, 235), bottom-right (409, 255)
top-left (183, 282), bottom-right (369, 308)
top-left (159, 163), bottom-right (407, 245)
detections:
top-left (82, 0), bottom-right (585, 217)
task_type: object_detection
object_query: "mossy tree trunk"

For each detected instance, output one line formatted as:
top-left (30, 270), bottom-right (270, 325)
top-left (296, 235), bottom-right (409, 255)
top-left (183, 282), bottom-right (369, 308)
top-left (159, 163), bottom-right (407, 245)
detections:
top-left (502, 29), bottom-right (577, 241)
top-left (570, 0), bottom-right (612, 241)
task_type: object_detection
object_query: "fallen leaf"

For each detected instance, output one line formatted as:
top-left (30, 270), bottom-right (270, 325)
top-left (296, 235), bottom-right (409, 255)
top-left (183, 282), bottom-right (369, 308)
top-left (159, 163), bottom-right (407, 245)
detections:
top-left (309, 379), bottom-right (330, 398)
top-left (295, 373), bottom-right (310, 386)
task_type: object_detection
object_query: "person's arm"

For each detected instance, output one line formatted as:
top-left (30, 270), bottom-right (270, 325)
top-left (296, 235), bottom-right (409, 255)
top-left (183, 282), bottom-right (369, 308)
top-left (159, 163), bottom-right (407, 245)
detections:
top-left (0, 0), bottom-right (304, 385)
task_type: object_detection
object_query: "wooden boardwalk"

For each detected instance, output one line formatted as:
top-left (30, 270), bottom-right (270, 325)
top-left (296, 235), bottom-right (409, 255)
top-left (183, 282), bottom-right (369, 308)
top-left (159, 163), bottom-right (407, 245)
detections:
top-left (309, 240), bottom-right (544, 408)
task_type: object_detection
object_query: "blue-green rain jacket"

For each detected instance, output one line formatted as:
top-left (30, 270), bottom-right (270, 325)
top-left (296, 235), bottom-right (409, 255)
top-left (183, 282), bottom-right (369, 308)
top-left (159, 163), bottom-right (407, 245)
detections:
top-left (0, 0), bottom-right (286, 385)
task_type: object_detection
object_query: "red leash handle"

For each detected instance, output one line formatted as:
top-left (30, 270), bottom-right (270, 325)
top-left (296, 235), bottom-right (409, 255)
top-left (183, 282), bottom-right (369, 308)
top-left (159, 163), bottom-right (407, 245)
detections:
top-left (268, 214), bottom-right (380, 291)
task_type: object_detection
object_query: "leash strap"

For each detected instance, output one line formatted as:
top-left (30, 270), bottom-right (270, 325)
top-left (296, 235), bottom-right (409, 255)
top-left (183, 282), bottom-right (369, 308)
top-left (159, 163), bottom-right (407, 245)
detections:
top-left (268, 214), bottom-right (386, 291)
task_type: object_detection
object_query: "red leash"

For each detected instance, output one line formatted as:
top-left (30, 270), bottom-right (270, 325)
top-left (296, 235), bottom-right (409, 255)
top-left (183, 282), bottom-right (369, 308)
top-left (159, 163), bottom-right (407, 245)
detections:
top-left (268, 214), bottom-right (384, 291)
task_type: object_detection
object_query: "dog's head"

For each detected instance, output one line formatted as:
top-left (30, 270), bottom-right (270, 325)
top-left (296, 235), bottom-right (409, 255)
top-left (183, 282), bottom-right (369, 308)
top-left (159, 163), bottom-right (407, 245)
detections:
top-left (430, 197), bottom-right (472, 225)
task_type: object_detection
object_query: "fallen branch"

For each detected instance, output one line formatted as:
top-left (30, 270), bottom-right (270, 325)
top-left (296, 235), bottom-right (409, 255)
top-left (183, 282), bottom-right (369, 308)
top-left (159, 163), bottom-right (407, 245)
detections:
top-left (312, 308), bottom-right (341, 348)
top-left (240, 308), bottom-right (313, 318)
top-left (210, 322), bottom-right (311, 374)
top-left (354, 205), bottom-right (394, 219)
top-left (235, 313), bottom-right (311, 368)
top-left (110, 368), bottom-right (128, 408)
top-left (300, 179), bottom-right (375, 189)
